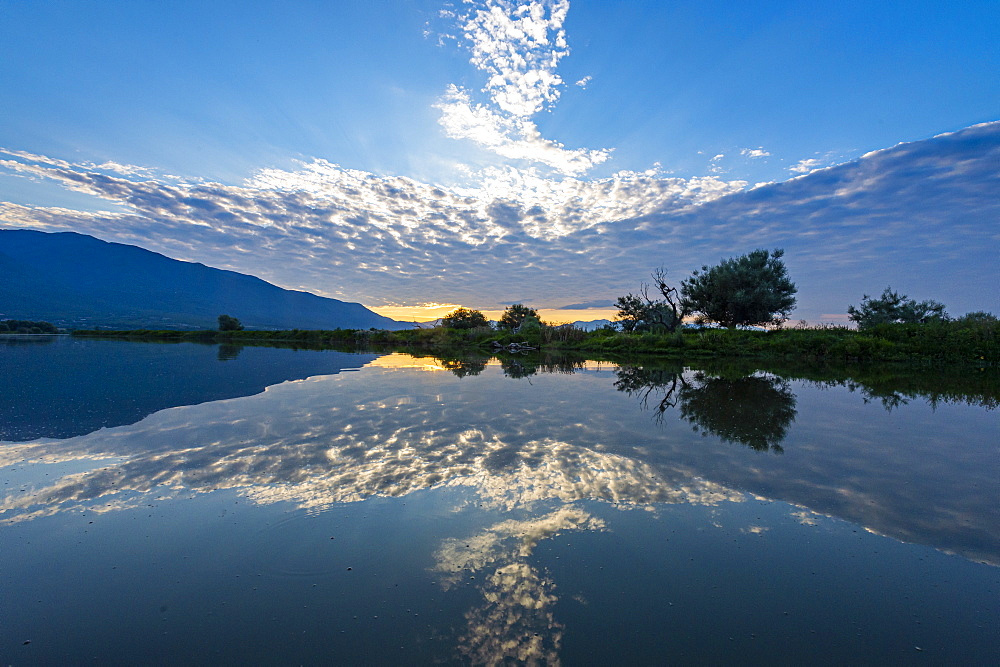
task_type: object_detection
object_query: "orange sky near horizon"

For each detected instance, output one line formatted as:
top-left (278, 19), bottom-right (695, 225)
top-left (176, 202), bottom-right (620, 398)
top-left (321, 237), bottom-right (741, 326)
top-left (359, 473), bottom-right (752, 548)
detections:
top-left (370, 304), bottom-right (618, 325)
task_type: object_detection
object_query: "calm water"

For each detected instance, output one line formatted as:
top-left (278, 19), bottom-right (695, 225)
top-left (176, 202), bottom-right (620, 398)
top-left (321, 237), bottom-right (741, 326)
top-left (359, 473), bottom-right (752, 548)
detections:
top-left (1, 337), bottom-right (998, 664)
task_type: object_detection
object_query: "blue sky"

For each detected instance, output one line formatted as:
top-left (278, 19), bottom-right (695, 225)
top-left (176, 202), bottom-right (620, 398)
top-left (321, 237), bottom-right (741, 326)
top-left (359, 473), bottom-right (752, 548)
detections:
top-left (1, 0), bottom-right (997, 322)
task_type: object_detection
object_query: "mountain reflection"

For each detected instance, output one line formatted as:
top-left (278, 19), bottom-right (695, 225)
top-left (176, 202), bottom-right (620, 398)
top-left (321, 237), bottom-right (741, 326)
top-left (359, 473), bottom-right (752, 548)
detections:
top-left (0, 338), bottom-right (377, 440)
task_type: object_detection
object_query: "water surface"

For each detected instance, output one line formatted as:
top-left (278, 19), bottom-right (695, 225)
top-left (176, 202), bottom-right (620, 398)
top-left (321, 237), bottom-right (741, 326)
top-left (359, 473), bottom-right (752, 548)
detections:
top-left (1, 338), bottom-right (997, 664)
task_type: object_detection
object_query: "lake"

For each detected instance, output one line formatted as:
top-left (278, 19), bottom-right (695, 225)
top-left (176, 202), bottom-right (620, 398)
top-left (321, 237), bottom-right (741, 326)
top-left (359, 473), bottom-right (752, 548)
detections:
top-left (2, 336), bottom-right (998, 664)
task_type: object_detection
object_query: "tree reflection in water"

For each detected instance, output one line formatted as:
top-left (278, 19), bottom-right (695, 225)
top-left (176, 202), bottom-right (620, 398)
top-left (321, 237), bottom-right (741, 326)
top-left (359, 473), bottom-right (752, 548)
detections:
top-left (615, 366), bottom-right (797, 453)
top-left (216, 344), bottom-right (243, 361)
top-left (441, 356), bottom-right (488, 377)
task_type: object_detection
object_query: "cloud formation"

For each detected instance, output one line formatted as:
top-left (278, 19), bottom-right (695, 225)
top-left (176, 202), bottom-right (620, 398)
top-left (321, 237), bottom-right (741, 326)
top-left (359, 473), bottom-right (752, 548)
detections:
top-left (3, 122), bottom-right (996, 318)
top-left (741, 147), bottom-right (770, 159)
top-left (434, 0), bottom-right (610, 174)
top-left (788, 156), bottom-right (826, 174)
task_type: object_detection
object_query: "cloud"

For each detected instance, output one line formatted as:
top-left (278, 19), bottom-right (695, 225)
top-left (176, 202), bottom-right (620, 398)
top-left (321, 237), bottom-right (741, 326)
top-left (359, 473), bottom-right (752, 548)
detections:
top-left (462, 0), bottom-right (571, 118)
top-left (1, 122), bottom-right (998, 319)
top-left (434, 85), bottom-right (610, 175)
top-left (574, 75), bottom-right (592, 88)
top-left (788, 156), bottom-right (825, 174)
top-left (434, 0), bottom-right (610, 175)
top-left (707, 153), bottom-right (727, 175)
top-left (556, 299), bottom-right (615, 309)
top-left (740, 147), bottom-right (770, 159)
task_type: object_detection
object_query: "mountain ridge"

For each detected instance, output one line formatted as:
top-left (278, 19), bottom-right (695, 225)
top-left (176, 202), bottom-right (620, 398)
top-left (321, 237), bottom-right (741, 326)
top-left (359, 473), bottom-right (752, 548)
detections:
top-left (0, 229), bottom-right (412, 330)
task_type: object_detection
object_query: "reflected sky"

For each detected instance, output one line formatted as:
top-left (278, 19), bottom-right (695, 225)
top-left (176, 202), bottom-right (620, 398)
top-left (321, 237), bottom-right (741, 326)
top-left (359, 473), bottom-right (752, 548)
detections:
top-left (0, 336), bottom-right (376, 440)
top-left (2, 348), bottom-right (997, 567)
top-left (2, 343), bottom-right (998, 663)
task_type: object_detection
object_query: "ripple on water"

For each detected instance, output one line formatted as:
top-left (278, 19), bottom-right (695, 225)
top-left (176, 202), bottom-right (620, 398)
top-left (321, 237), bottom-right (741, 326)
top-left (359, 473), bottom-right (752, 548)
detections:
top-left (254, 507), bottom-right (350, 581)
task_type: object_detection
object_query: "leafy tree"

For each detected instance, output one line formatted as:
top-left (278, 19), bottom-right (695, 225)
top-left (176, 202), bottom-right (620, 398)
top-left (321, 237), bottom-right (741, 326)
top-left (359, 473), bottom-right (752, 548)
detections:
top-left (847, 287), bottom-right (948, 329)
top-left (614, 268), bottom-right (686, 332)
top-left (217, 314), bottom-right (244, 331)
top-left (516, 314), bottom-right (543, 343)
top-left (498, 304), bottom-right (539, 331)
top-left (681, 249), bottom-right (797, 328)
top-left (954, 311), bottom-right (997, 326)
top-left (441, 307), bottom-right (489, 330)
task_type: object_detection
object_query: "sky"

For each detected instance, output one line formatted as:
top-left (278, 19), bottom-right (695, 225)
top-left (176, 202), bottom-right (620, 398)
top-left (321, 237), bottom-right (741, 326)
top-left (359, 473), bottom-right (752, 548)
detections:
top-left (1, 0), bottom-right (997, 323)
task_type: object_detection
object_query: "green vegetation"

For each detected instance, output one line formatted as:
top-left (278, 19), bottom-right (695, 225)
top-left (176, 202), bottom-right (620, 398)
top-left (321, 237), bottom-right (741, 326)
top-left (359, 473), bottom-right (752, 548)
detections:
top-left (0, 319), bottom-right (58, 334)
top-left (847, 286), bottom-right (948, 328)
top-left (70, 314), bottom-right (999, 366)
top-left (67, 249), bottom-right (997, 366)
top-left (441, 307), bottom-right (489, 329)
top-left (614, 249), bottom-right (796, 331)
top-left (497, 304), bottom-right (539, 331)
top-left (217, 314), bottom-right (244, 331)
top-left (614, 268), bottom-right (685, 333)
top-left (680, 248), bottom-right (797, 328)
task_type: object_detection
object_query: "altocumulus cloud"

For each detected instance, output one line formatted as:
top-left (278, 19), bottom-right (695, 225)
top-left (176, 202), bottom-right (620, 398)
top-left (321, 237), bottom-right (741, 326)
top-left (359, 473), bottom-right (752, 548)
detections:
top-left (434, 0), bottom-right (611, 175)
top-left (1, 122), bottom-right (998, 319)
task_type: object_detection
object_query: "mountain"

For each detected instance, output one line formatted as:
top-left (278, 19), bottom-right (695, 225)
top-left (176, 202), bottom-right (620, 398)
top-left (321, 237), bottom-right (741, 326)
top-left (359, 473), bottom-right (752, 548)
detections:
top-left (0, 229), bottom-right (412, 330)
top-left (569, 319), bottom-right (613, 331)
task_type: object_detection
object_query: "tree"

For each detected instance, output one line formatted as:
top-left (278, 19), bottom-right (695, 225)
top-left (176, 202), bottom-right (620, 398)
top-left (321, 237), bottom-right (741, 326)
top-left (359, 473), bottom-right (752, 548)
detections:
top-left (847, 287), bottom-right (948, 329)
top-left (516, 314), bottom-right (542, 343)
top-left (441, 307), bottom-right (489, 330)
top-left (681, 249), bottom-right (797, 328)
top-left (955, 311), bottom-right (997, 325)
top-left (614, 268), bottom-right (687, 332)
top-left (497, 304), bottom-right (539, 331)
top-left (217, 314), bottom-right (244, 331)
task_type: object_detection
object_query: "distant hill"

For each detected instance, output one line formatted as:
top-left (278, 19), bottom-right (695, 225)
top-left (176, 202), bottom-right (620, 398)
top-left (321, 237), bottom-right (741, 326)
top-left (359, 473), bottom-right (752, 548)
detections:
top-left (0, 229), bottom-right (412, 330)
top-left (569, 319), bottom-right (614, 331)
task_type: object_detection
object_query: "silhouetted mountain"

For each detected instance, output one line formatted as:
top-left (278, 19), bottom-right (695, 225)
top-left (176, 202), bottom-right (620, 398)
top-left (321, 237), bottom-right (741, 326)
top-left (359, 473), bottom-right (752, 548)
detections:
top-left (0, 229), bottom-right (412, 330)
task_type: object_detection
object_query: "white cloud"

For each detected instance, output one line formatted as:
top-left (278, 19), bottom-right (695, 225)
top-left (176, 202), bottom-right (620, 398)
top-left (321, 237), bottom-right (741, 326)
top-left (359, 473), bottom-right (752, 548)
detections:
top-left (708, 153), bottom-right (726, 174)
top-left (574, 75), bottom-right (592, 88)
top-left (740, 147), bottom-right (770, 159)
top-left (434, 0), bottom-right (610, 175)
top-left (434, 85), bottom-right (610, 175)
top-left (462, 0), bottom-right (571, 118)
top-left (1, 122), bottom-right (997, 318)
top-left (789, 157), bottom-right (825, 174)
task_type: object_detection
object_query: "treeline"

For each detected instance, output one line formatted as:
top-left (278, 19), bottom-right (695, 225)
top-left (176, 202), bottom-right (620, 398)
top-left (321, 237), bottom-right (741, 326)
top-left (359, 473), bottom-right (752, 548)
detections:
top-left (71, 316), bottom-right (999, 365)
top-left (0, 319), bottom-right (58, 334)
top-left (70, 249), bottom-right (998, 364)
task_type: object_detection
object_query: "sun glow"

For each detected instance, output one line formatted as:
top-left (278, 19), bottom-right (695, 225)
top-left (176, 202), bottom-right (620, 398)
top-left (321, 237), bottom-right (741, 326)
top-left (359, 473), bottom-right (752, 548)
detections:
top-left (370, 303), bottom-right (465, 322)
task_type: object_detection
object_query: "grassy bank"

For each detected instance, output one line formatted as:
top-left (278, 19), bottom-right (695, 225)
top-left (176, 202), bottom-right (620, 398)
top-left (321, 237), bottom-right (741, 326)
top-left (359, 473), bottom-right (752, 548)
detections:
top-left (72, 317), bottom-right (998, 365)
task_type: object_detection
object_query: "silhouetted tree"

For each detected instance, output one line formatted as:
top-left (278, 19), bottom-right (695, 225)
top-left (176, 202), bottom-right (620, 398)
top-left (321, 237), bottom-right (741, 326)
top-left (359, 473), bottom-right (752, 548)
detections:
top-left (615, 268), bottom-right (687, 332)
top-left (681, 249), bottom-right (796, 328)
top-left (498, 304), bottom-right (539, 331)
top-left (847, 287), bottom-right (948, 329)
top-left (217, 314), bottom-right (244, 331)
top-left (442, 307), bottom-right (489, 330)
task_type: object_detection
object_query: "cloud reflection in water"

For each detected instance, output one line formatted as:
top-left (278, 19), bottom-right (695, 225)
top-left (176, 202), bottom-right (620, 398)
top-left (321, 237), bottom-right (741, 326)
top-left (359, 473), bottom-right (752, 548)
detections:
top-left (1, 356), bottom-right (996, 570)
